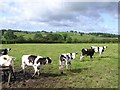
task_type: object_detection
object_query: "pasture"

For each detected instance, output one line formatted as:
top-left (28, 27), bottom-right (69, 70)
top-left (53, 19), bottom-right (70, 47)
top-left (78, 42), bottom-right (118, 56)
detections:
top-left (2, 43), bottom-right (118, 88)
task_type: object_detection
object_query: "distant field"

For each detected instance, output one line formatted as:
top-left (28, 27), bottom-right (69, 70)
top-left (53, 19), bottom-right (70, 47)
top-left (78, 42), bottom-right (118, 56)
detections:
top-left (2, 43), bottom-right (118, 88)
top-left (2, 31), bottom-right (117, 43)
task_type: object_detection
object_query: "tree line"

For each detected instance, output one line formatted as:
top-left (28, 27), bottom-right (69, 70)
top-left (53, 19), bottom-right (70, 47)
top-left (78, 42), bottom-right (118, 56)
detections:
top-left (0, 29), bottom-right (118, 44)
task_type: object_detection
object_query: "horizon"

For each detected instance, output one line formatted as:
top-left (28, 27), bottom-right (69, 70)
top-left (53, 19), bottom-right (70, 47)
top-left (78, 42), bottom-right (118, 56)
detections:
top-left (0, 0), bottom-right (118, 34)
top-left (0, 29), bottom-right (118, 35)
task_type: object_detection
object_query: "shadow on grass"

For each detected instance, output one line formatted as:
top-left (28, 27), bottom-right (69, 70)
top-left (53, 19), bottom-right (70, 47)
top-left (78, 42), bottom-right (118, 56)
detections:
top-left (70, 67), bottom-right (91, 73)
top-left (81, 55), bottom-right (110, 61)
top-left (38, 72), bottom-right (66, 77)
top-left (100, 56), bottom-right (109, 58)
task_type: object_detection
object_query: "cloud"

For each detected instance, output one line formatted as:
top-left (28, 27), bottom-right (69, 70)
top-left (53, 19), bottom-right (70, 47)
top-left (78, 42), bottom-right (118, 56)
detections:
top-left (0, 0), bottom-right (118, 34)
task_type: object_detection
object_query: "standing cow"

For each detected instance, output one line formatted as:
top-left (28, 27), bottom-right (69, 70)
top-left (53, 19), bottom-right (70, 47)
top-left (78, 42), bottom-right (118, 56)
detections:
top-left (0, 55), bottom-right (15, 68)
top-left (0, 55), bottom-right (16, 80)
top-left (91, 46), bottom-right (107, 57)
top-left (21, 55), bottom-right (52, 78)
top-left (59, 53), bottom-right (78, 74)
top-left (80, 48), bottom-right (95, 61)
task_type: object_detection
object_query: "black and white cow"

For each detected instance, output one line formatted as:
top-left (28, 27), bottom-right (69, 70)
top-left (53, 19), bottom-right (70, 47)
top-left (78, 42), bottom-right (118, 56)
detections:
top-left (0, 55), bottom-right (16, 79)
top-left (91, 46), bottom-right (107, 57)
top-left (80, 48), bottom-right (95, 61)
top-left (59, 53), bottom-right (78, 74)
top-left (0, 55), bottom-right (16, 68)
top-left (0, 48), bottom-right (11, 55)
top-left (21, 55), bottom-right (52, 77)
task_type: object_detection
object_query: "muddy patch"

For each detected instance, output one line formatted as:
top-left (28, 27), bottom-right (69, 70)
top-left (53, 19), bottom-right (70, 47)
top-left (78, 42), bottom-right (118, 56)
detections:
top-left (1, 69), bottom-right (62, 88)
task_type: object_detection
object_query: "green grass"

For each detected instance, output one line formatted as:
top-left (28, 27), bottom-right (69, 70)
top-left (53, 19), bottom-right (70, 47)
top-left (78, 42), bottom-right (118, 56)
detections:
top-left (2, 43), bottom-right (118, 88)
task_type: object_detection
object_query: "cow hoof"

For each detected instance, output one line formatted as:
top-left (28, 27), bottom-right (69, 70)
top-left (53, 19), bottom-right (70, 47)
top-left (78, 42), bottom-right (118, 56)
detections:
top-left (38, 74), bottom-right (41, 76)
top-left (61, 72), bottom-right (63, 74)
top-left (31, 77), bottom-right (34, 79)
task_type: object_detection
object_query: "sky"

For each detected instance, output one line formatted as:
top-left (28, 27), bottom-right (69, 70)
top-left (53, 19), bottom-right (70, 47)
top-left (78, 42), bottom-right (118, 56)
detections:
top-left (0, 0), bottom-right (119, 34)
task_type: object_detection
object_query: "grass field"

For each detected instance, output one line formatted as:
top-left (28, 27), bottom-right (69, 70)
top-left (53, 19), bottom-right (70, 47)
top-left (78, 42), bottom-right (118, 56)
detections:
top-left (2, 43), bottom-right (118, 88)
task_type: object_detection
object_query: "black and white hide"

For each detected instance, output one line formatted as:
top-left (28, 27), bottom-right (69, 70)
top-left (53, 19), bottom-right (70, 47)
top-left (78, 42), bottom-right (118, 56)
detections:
top-left (80, 48), bottom-right (95, 61)
top-left (0, 55), bottom-right (15, 68)
top-left (0, 55), bottom-right (16, 79)
top-left (0, 48), bottom-right (11, 55)
top-left (59, 53), bottom-right (78, 74)
top-left (21, 55), bottom-right (52, 77)
top-left (91, 46), bottom-right (107, 57)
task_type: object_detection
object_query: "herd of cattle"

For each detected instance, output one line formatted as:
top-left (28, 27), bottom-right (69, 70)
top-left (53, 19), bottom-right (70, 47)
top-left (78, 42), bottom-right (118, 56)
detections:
top-left (0, 46), bottom-right (107, 78)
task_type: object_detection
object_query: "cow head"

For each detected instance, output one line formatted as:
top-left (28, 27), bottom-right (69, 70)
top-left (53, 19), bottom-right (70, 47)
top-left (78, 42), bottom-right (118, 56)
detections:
top-left (7, 48), bottom-right (11, 51)
top-left (104, 46), bottom-right (107, 49)
top-left (70, 52), bottom-right (78, 60)
top-left (46, 57), bottom-right (52, 64)
top-left (2, 48), bottom-right (11, 55)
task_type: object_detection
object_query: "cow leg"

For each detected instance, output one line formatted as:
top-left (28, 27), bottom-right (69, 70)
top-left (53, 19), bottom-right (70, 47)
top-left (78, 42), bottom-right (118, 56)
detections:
top-left (67, 61), bottom-right (72, 71)
top-left (60, 65), bottom-right (64, 74)
top-left (32, 66), bottom-right (37, 78)
top-left (11, 69), bottom-right (16, 80)
top-left (90, 55), bottom-right (93, 60)
top-left (70, 62), bottom-right (72, 70)
top-left (80, 54), bottom-right (84, 61)
top-left (21, 64), bottom-right (25, 74)
top-left (37, 70), bottom-right (40, 76)
top-left (3, 71), bottom-right (6, 81)
top-left (66, 61), bottom-right (68, 70)
top-left (37, 67), bottom-right (40, 76)
top-left (10, 66), bottom-right (16, 80)
top-left (99, 52), bottom-right (102, 57)
top-left (59, 62), bottom-right (64, 74)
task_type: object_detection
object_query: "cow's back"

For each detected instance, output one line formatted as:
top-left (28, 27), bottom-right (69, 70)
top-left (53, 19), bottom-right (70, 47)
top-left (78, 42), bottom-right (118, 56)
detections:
top-left (22, 55), bottom-right (32, 65)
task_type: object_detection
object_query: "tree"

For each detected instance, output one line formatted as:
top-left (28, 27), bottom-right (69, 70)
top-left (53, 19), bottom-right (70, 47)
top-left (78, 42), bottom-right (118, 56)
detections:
top-left (66, 36), bottom-right (72, 43)
top-left (17, 35), bottom-right (26, 42)
top-left (33, 33), bottom-right (43, 41)
top-left (52, 33), bottom-right (63, 42)
top-left (63, 33), bottom-right (68, 41)
top-left (73, 38), bottom-right (79, 43)
top-left (70, 30), bottom-right (74, 33)
top-left (1, 29), bottom-right (6, 35)
top-left (45, 33), bottom-right (64, 42)
top-left (74, 31), bottom-right (77, 33)
top-left (4, 30), bottom-right (17, 40)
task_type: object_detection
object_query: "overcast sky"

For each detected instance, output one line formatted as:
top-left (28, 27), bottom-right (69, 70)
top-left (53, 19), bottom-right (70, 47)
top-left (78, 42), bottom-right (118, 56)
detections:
top-left (0, 0), bottom-right (119, 34)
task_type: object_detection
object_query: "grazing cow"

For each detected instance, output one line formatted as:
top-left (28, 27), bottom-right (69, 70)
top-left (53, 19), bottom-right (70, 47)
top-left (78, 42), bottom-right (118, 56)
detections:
top-left (80, 48), bottom-right (95, 61)
top-left (0, 48), bottom-right (11, 55)
top-left (59, 53), bottom-right (78, 74)
top-left (21, 55), bottom-right (52, 77)
top-left (91, 46), bottom-right (107, 57)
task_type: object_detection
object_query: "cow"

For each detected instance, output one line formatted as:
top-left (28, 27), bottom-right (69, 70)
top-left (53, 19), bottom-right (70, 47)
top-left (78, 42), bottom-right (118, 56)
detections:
top-left (0, 48), bottom-right (11, 55)
top-left (21, 55), bottom-right (52, 78)
top-left (59, 53), bottom-right (78, 74)
top-left (80, 48), bottom-right (95, 61)
top-left (91, 46), bottom-right (107, 57)
top-left (0, 55), bottom-right (15, 67)
top-left (0, 55), bottom-right (16, 80)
